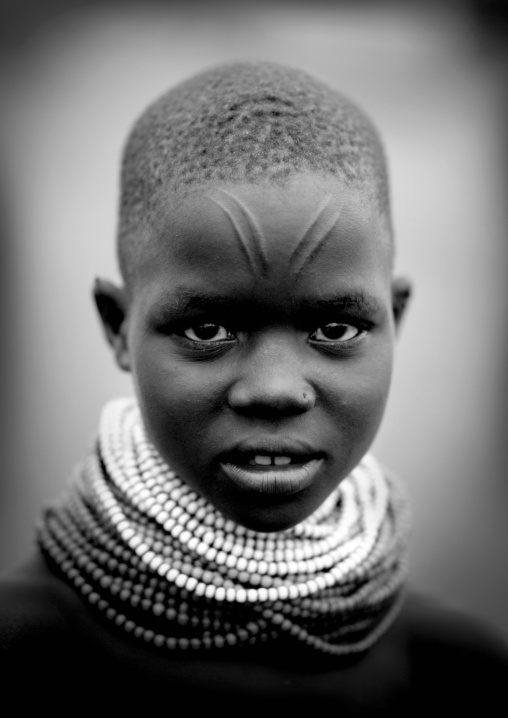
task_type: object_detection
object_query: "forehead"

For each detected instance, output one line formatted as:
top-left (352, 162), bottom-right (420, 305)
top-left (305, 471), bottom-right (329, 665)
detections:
top-left (133, 173), bottom-right (392, 309)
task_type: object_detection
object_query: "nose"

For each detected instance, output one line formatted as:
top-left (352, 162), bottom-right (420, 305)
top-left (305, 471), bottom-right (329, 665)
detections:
top-left (227, 334), bottom-right (316, 418)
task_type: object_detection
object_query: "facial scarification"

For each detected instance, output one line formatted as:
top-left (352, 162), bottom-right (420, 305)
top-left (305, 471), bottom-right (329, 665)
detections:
top-left (117, 173), bottom-right (400, 531)
top-left (289, 196), bottom-right (343, 277)
top-left (208, 188), bottom-right (344, 282)
top-left (209, 189), bottom-right (269, 278)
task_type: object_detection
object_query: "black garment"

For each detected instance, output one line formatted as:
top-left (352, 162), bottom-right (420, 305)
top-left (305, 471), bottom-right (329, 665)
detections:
top-left (1, 552), bottom-right (507, 714)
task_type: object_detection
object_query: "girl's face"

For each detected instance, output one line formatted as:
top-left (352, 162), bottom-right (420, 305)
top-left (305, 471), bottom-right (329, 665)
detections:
top-left (104, 172), bottom-right (407, 531)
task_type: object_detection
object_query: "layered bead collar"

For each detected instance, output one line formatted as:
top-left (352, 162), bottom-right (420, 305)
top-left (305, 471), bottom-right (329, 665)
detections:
top-left (38, 398), bottom-right (411, 656)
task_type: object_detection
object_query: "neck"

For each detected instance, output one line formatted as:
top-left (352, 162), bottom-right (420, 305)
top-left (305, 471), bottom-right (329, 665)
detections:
top-left (37, 397), bottom-right (411, 656)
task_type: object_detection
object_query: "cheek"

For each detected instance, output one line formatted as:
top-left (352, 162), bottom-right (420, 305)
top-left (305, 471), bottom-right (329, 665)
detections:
top-left (323, 349), bottom-right (393, 444)
top-left (130, 342), bottom-right (226, 459)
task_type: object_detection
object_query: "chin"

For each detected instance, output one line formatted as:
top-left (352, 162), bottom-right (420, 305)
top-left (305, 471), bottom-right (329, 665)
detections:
top-left (227, 496), bottom-right (318, 533)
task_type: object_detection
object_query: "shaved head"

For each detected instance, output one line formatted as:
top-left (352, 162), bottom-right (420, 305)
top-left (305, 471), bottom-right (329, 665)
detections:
top-left (117, 60), bottom-right (392, 283)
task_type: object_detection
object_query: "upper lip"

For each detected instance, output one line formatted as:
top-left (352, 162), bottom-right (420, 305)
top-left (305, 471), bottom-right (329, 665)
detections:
top-left (218, 438), bottom-right (325, 463)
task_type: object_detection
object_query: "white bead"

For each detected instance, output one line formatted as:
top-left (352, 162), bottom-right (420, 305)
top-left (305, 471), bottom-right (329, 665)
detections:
top-left (215, 551), bottom-right (227, 565)
top-left (314, 575), bottom-right (328, 591)
top-left (187, 537), bottom-right (199, 552)
top-left (215, 586), bottom-right (226, 602)
top-left (288, 585), bottom-right (299, 600)
top-left (267, 587), bottom-right (278, 602)
top-left (135, 543), bottom-right (149, 557)
top-left (38, 397), bottom-right (410, 659)
top-left (257, 560), bottom-right (268, 574)
top-left (277, 585), bottom-right (289, 601)
top-left (236, 556), bottom-right (248, 571)
top-left (171, 526), bottom-right (184, 542)
top-left (167, 568), bottom-right (179, 582)
top-left (185, 576), bottom-right (198, 592)
top-left (225, 554), bottom-right (237, 569)
top-left (149, 555), bottom-right (163, 571)
top-left (298, 583), bottom-right (309, 598)
top-left (175, 574), bottom-right (187, 589)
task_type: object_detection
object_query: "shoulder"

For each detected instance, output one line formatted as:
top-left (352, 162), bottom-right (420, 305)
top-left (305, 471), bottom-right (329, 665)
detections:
top-left (392, 590), bottom-right (508, 710)
top-left (0, 552), bottom-right (85, 655)
top-left (400, 590), bottom-right (508, 658)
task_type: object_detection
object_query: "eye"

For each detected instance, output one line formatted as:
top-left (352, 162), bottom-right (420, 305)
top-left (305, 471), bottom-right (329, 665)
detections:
top-left (310, 322), bottom-right (361, 342)
top-left (183, 323), bottom-right (233, 342)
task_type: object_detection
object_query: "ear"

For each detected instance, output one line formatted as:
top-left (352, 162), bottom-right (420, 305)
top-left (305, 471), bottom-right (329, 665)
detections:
top-left (391, 277), bottom-right (412, 332)
top-left (93, 278), bottom-right (131, 371)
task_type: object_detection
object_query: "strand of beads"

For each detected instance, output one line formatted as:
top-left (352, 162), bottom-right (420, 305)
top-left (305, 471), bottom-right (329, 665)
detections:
top-left (38, 472), bottom-right (278, 651)
top-left (37, 397), bottom-right (411, 655)
top-left (96, 401), bottom-right (400, 602)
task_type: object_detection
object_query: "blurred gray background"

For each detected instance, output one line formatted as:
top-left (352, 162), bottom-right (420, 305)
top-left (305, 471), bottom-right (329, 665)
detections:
top-left (1, 0), bottom-right (507, 640)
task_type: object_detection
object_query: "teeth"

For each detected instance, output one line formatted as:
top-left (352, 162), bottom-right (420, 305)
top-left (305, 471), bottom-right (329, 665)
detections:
top-left (249, 455), bottom-right (292, 466)
top-left (254, 455), bottom-right (272, 465)
top-left (274, 456), bottom-right (291, 466)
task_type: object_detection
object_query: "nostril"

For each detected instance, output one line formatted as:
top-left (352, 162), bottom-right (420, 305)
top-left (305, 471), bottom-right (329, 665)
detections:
top-left (227, 381), bottom-right (316, 416)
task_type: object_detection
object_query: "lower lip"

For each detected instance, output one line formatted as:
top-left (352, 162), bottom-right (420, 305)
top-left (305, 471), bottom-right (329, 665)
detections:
top-left (219, 459), bottom-right (324, 495)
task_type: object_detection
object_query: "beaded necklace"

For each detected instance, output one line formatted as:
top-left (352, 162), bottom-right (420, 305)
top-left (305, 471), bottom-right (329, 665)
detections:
top-left (37, 398), bottom-right (411, 656)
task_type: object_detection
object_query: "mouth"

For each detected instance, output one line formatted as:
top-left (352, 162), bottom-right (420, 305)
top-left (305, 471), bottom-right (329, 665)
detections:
top-left (219, 444), bottom-right (325, 495)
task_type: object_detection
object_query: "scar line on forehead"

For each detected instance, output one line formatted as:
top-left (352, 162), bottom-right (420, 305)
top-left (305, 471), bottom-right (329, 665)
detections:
top-left (209, 189), bottom-right (268, 277)
top-left (290, 196), bottom-right (342, 276)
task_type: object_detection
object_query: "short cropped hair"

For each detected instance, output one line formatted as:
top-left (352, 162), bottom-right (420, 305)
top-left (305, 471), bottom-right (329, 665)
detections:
top-left (117, 60), bottom-right (391, 281)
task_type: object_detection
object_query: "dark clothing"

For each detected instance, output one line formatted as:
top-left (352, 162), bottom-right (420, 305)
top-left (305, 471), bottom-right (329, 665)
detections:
top-left (1, 552), bottom-right (507, 714)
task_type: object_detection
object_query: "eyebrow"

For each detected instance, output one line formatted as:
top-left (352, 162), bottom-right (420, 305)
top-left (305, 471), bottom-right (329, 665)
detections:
top-left (150, 289), bottom-right (382, 322)
top-left (149, 291), bottom-right (238, 323)
top-left (296, 293), bottom-right (383, 316)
